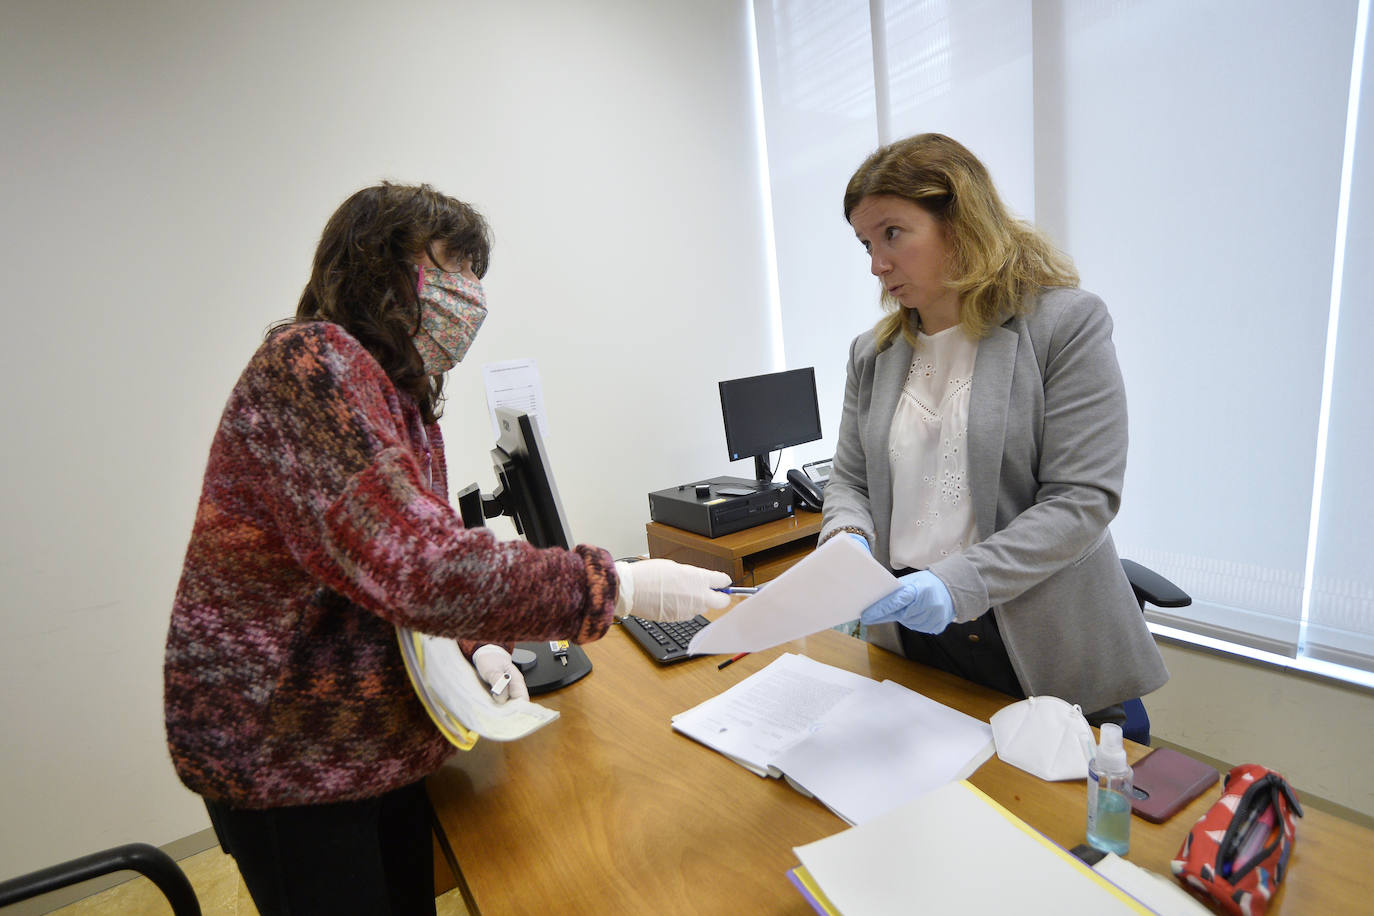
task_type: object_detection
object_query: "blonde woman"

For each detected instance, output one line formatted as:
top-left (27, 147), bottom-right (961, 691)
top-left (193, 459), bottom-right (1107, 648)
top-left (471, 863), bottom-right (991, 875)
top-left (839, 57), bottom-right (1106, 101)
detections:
top-left (820, 134), bottom-right (1167, 726)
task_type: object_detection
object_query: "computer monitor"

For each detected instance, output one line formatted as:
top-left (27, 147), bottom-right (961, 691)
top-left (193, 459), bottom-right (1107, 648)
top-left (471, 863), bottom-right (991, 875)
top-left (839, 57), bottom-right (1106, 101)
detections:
top-left (456, 407), bottom-right (592, 694)
top-left (718, 367), bottom-right (823, 482)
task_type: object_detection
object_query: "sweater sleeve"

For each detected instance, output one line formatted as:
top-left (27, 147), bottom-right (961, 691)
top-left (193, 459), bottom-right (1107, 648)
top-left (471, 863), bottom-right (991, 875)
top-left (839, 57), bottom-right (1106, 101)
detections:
top-left (230, 324), bottom-right (615, 645)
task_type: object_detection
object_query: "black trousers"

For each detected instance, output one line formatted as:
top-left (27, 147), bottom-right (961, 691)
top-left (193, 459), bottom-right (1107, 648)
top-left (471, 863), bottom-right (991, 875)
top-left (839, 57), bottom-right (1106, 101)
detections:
top-left (893, 586), bottom-right (1126, 728)
top-left (204, 780), bottom-right (436, 916)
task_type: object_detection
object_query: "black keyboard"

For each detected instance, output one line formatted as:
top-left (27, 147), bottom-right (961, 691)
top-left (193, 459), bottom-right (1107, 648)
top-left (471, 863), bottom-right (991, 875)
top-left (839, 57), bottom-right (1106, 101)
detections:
top-left (620, 614), bottom-right (710, 664)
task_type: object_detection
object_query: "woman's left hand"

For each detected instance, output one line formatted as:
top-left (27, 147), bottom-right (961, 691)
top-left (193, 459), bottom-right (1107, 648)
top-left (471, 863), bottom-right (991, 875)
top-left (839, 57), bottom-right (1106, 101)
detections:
top-left (859, 569), bottom-right (955, 633)
top-left (471, 645), bottom-right (530, 703)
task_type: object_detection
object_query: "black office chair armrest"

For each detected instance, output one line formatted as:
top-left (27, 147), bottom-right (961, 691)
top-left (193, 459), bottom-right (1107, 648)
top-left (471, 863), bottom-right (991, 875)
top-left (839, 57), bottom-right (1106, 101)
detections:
top-left (0, 842), bottom-right (200, 915)
top-left (1121, 558), bottom-right (1192, 610)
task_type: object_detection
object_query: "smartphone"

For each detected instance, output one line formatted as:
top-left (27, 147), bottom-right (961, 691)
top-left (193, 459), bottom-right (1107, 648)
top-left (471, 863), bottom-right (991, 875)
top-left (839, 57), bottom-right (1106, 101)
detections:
top-left (1129, 747), bottom-right (1219, 823)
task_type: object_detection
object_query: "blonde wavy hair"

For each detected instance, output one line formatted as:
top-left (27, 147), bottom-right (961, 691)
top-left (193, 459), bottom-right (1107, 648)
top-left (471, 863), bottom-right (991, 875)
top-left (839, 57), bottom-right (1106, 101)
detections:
top-left (843, 133), bottom-right (1079, 350)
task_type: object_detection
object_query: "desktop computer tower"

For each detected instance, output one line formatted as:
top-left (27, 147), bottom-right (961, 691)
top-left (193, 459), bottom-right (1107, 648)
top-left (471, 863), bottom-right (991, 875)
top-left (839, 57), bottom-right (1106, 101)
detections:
top-left (648, 476), bottom-right (793, 538)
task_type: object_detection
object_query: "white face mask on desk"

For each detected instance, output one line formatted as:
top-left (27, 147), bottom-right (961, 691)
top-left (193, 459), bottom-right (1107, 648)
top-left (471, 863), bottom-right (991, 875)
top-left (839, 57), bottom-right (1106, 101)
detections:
top-left (990, 695), bottom-right (1096, 781)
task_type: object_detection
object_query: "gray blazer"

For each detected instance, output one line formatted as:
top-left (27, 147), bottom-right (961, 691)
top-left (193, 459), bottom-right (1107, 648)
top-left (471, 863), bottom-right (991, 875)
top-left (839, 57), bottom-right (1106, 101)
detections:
top-left (821, 287), bottom-right (1168, 713)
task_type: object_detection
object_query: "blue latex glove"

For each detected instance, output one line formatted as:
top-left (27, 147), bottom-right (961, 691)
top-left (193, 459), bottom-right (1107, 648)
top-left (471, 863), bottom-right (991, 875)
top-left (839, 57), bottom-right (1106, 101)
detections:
top-left (859, 569), bottom-right (955, 634)
top-left (845, 532), bottom-right (872, 554)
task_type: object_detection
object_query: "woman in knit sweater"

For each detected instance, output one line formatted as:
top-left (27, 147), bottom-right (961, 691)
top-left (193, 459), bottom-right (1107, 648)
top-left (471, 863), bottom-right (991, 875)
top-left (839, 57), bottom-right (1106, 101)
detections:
top-left (163, 183), bottom-right (727, 915)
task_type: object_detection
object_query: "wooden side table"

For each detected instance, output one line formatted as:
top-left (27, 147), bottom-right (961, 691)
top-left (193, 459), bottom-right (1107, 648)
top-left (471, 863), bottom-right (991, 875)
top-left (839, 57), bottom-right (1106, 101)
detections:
top-left (645, 512), bottom-right (824, 586)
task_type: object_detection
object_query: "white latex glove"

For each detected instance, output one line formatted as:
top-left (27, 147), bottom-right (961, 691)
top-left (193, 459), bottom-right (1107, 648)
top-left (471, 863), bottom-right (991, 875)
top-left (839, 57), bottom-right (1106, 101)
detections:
top-left (471, 645), bottom-right (529, 703)
top-left (613, 559), bottom-right (732, 622)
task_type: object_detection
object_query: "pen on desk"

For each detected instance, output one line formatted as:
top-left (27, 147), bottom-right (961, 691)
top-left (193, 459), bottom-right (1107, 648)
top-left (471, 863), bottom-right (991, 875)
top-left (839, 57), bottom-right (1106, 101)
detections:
top-left (717, 652), bottom-right (749, 670)
top-left (715, 586), bottom-right (760, 595)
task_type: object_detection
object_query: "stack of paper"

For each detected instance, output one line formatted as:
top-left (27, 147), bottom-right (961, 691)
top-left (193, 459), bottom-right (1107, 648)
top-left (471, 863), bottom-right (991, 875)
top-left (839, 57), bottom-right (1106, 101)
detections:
top-left (672, 653), bottom-right (994, 825)
top-left (791, 780), bottom-right (1156, 915)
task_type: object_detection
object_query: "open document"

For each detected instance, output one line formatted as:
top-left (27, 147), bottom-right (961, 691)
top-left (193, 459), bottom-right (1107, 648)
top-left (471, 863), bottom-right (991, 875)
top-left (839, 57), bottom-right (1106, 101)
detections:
top-left (397, 627), bottom-right (559, 748)
top-left (672, 653), bottom-right (994, 825)
top-left (686, 534), bottom-right (898, 655)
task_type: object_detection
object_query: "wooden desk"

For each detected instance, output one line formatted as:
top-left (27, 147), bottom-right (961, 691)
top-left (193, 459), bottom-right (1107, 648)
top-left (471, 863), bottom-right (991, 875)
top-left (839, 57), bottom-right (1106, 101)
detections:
top-left (427, 626), bottom-right (1372, 915)
top-left (645, 512), bottom-right (823, 585)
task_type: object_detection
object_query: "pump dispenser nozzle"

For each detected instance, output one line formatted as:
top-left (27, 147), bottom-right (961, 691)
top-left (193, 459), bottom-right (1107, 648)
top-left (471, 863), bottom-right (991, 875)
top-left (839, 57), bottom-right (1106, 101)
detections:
top-left (1096, 723), bottom-right (1128, 773)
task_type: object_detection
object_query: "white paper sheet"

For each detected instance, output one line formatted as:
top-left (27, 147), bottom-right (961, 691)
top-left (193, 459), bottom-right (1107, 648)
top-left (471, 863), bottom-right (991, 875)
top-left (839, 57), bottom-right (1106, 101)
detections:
top-left (794, 781), bottom-right (1154, 915)
top-left (686, 534), bottom-right (898, 655)
top-left (670, 653), bottom-right (874, 775)
top-left (1093, 855), bottom-right (1214, 916)
top-left (482, 358), bottom-right (547, 440)
top-left (772, 679), bottom-right (994, 825)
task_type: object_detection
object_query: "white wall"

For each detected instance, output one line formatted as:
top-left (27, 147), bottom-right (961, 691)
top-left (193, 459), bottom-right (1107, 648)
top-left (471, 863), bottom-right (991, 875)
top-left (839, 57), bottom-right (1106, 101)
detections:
top-left (0, 0), bottom-right (773, 877)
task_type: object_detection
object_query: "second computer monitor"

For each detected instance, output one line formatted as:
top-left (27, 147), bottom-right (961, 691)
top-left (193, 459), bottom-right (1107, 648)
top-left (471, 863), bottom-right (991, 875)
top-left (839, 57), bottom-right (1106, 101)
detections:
top-left (456, 407), bottom-right (590, 694)
top-left (490, 408), bottom-right (574, 550)
top-left (718, 367), bottom-right (822, 482)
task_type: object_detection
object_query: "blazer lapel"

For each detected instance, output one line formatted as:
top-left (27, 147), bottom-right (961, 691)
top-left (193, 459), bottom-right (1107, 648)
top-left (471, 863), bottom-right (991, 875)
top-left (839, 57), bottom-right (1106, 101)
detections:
top-left (969, 322), bottom-right (1017, 540)
top-left (869, 337), bottom-right (911, 531)
top-left (870, 337), bottom-right (910, 464)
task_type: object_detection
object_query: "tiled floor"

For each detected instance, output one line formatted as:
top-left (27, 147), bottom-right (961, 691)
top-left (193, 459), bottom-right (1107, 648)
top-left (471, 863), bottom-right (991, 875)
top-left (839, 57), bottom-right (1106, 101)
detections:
top-left (46, 846), bottom-right (471, 915)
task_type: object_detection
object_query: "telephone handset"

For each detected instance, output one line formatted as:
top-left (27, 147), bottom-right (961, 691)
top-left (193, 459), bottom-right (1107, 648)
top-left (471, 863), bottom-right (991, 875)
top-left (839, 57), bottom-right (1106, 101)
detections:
top-left (787, 469), bottom-right (823, 511)
top-left (787, 458), bottom-right (832, 512)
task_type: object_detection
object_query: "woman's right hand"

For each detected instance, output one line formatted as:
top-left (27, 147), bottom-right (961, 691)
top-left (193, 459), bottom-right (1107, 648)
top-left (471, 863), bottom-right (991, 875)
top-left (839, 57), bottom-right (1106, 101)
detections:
top-left (612, 560), bottom-right (731, 622)
top-left (859, 569), bottom-right (955, 634)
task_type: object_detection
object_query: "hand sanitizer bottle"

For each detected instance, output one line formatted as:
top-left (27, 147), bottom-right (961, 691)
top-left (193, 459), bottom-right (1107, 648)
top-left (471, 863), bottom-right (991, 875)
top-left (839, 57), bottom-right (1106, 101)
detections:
top-left (1086, 722), bottom-right (1132, 855)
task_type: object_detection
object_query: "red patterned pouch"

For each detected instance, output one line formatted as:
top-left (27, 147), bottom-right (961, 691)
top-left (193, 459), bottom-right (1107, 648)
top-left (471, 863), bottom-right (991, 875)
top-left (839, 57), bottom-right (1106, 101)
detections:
top-left (1170, 764), bottom-right (1303, 915)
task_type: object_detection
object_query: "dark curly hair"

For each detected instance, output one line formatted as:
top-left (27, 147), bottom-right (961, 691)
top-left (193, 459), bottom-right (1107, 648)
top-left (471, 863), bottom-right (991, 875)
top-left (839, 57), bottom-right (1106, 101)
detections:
top-left (285, 182), bottom-right (493, 422)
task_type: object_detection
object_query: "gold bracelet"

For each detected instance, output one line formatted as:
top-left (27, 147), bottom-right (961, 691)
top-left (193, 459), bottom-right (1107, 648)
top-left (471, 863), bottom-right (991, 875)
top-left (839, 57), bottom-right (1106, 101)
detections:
top-left (819, 526), bottom-right (871, 548)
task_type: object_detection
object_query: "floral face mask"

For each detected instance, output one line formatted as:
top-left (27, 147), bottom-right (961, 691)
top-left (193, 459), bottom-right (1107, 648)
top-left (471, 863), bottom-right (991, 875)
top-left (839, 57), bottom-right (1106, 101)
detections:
top-left (413, 265), bottom-right (488, 374)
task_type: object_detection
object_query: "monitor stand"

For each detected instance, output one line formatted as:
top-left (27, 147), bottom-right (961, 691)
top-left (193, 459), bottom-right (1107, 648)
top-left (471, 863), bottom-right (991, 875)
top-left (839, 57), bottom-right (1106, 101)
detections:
top-left (754, 453), bottom-right (774, 483)
top-left (513, 641), bottom-right (593, 695)
top-left (456, 481), bottom-right (593, 696)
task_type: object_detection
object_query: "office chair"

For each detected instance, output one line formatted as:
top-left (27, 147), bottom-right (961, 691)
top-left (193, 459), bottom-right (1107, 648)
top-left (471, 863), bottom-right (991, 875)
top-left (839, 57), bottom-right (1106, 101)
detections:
top-left (0, 842), bottom-right (201, 915)
top-left (1119, 558), bottom-right (1192, 746)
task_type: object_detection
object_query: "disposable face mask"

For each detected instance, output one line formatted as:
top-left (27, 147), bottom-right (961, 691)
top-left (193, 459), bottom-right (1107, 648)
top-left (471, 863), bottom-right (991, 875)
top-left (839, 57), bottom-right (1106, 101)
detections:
top-left (413, 265), bottom-right (487, 374)
top-left (989, 695), bottom-right (1096, 781)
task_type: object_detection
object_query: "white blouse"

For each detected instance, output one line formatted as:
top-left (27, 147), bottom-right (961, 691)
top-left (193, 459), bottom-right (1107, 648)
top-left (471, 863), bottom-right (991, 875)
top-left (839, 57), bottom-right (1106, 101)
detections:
top-left (888, 325), bottom-right (980, 570)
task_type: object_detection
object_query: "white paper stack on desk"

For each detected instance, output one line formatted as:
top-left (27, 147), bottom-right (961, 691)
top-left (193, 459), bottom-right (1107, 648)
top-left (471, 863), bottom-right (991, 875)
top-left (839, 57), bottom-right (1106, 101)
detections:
top-left (791, 780), bottom-right (1159, 915)
top-left (672, 653), bottom-right (994, 825)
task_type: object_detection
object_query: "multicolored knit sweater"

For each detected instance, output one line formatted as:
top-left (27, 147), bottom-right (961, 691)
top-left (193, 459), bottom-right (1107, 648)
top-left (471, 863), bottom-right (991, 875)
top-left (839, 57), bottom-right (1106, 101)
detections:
top-left (164, 322), bottom-right (617, 808)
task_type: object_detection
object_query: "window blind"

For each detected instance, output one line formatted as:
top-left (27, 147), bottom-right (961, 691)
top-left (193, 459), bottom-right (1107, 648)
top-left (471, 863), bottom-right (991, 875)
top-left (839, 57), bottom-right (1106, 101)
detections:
top-left (751, 0), bottom-right (1374, 680)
